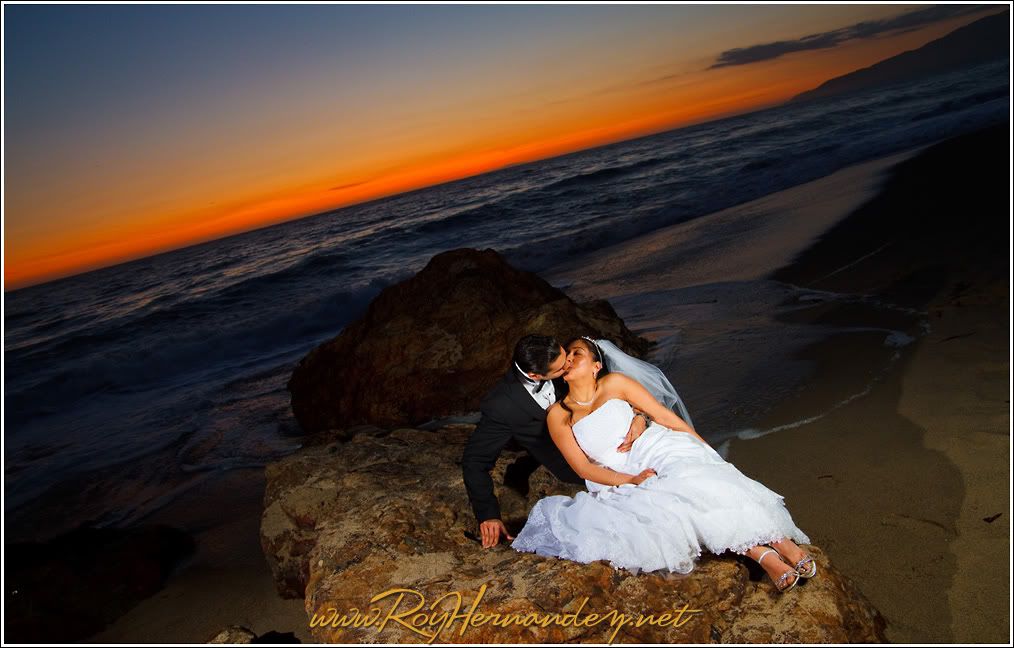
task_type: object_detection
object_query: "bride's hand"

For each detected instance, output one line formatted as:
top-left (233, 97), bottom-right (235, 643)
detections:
top-left (628, 468), bottom-right (657, 485)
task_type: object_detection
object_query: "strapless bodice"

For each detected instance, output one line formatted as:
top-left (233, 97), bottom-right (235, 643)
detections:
top-left (571, 398), bottom-right (636, 472)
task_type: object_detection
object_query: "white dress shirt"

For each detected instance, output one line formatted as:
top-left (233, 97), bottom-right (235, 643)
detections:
top-left (515, 362), bottom-right (556, 410)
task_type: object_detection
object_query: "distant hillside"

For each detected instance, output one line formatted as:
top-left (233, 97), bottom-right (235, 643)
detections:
top-left (789, 11), bottom-right (1009, 105)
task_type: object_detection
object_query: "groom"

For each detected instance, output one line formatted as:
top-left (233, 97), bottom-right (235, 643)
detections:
top-left (461, 334), bottom-right (649, 549)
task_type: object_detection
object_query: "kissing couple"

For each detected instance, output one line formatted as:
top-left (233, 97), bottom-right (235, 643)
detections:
top-left (461, 334), bottom-right (817, 592)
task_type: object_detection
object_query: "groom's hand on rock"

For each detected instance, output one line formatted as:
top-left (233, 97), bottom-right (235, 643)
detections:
top-left (479, 519), bottom-right (514, 548)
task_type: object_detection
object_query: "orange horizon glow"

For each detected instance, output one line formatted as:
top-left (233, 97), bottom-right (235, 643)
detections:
top-left (4, 6), bottom-right (1000, 291)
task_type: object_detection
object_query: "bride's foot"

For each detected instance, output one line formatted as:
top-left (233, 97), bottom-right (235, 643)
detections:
top-left (770, 538), bottom-right (817, 579)
top-left (744, 545), bottom-right (800, 593)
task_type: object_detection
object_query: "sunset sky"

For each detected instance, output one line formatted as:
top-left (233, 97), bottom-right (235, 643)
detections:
top-left (3, 2), bottom-right (1004, 290)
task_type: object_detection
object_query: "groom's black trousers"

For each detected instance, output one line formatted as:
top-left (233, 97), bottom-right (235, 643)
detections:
top-left (461, 372), bottom-right (583, 524)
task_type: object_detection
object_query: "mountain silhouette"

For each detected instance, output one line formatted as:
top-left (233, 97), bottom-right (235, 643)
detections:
top-left (789, 11), bottom-right (1009, 105)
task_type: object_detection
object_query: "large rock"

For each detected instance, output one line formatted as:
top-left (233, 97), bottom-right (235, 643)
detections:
top-left (260, 426), bottom-right (887, 643)
top-left (287, 248), bottom-right (652, 431)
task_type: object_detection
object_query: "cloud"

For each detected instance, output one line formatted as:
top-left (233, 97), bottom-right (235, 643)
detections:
top-left (708, 4), bottom-right (998, 69)
top-left (538, 66), bottom-right (703, 111)
top-left (328, 180), bottom-right (372, 191)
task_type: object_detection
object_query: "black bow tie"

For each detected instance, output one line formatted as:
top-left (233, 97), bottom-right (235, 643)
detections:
top-left (535, 380), bottom-right (547, 393)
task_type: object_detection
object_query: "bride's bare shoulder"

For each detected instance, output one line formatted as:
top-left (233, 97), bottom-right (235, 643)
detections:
top-left (546, 403), bottom-right (573, 433)
top-left (600, 372), bottom-right (636, 392)
top-left (547, 401), bottom-right (566, 421)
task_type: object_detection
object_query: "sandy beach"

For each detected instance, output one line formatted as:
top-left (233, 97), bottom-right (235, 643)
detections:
top-left (732, 271), bottom-right (1008, 643)
top-left (85, 123), bottom-right (1008, 644)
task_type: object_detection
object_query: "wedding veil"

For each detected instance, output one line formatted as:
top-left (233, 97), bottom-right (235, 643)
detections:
top-left (586, 337), bottom-right (694, 430)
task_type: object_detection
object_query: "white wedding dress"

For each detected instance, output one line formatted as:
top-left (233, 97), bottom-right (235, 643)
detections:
top-left (511, 398), bottom-right (811, 574)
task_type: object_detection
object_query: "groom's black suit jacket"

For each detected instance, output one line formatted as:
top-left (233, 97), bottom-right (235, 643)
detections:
top-left (461, 368), bottom-right (584, 524)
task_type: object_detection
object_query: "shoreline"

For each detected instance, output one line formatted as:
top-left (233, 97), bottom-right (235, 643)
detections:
top-left (542, 138), bottom-right (940, 455)
top-left (543, 144), bottom-right (927, 300)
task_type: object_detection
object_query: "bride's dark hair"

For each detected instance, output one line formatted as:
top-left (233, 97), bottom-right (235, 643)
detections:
top-left (558, 337), bottom-right (610, 425)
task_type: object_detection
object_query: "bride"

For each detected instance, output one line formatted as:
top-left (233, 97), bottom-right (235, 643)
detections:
top-left (510, 336), bottom-right (816, 593)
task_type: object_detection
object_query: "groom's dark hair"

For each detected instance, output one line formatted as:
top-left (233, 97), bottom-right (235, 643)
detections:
top-left (513, 335), bottom-right (562, 376)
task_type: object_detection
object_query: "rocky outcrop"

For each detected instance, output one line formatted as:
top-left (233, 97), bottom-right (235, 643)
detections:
top-left (260, 425), bottom-right (887, 643)
top-left (207, 626), bottom-right (258, 643)
top-left (287, 248), bottom-right (652, 432)
top-left (6, 524), bottom-right (196, 643)
top-left (207, 626), bottom-right (300, 643)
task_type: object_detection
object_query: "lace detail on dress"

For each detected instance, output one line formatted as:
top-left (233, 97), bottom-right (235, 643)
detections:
top-left (718, 531), bottom-right (811, 556)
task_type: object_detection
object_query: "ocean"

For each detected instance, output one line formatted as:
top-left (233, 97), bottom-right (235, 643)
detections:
top-left (4, 58), bottom-right (1009, 541)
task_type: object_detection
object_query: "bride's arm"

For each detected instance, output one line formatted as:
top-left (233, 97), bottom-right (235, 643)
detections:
top-left (546, 404), bottom-right (639, 487)
top-left (609, 373), bottom-right (713, 448)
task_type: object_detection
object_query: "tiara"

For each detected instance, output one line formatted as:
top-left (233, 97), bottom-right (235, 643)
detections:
top-left (580, 336), bottom-right (603, 357)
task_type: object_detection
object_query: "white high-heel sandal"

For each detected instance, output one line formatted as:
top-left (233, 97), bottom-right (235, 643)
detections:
top-left (792, 551), bottom-right (817, 579)
top-left (754, 548), bottom-right (800, 593)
